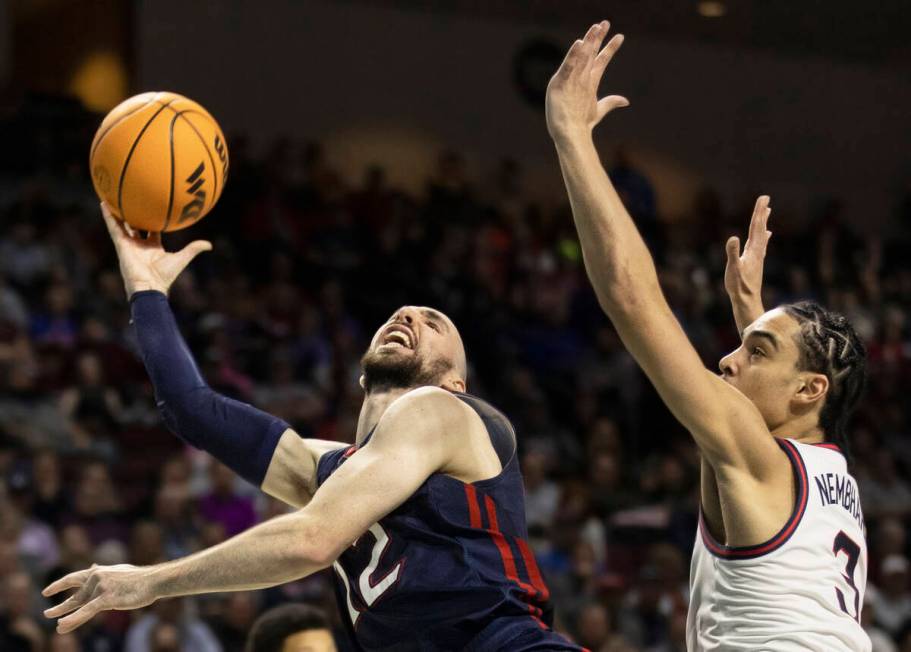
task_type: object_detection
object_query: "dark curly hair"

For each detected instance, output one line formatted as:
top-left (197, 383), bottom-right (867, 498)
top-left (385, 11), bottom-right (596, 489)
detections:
top-left (782, 301), bottom-right (867, 459)
top-left (246, 603), bottom-right (331, 652)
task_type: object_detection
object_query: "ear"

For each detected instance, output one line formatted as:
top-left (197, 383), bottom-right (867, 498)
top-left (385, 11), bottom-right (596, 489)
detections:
top-left (358, 374), bottom-right (366, 390)
top-left (440, 376), bottom-right (466, 393)
top-left (795, 372), bottom-right (829, 406)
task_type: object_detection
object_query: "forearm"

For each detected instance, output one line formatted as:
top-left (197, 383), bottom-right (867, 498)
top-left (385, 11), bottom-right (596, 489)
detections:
top-left (730, 294), bottom-right (765, 336)
top-left (554, 134), bottom-right (662, 312)
top-left (130, 291), bottom-right (289, 486)
top-left (149, 511), bottom-right (328, 599)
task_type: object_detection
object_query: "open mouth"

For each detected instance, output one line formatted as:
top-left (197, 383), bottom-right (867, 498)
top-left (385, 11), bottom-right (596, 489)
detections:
top-left (379, 325), bottom-right (415, 350)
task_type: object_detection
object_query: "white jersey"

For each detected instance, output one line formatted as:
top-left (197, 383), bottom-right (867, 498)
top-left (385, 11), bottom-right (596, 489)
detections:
top-left (687, 439), bottom-right (870, 652)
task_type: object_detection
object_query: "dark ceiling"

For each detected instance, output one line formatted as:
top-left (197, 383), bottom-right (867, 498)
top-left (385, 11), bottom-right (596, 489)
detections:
top-left (344, 0), bottom-right (911, 69)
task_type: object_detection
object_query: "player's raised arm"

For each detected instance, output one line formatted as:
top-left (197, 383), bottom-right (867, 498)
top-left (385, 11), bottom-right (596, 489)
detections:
top-left (545, 23), bottom-right (781, 473)
top-left (725, 195), bottom-right (773, 335)
top-left (101, 203), bottom-right (343, 508)
top-left (43, 387), bottom-right (473, 634)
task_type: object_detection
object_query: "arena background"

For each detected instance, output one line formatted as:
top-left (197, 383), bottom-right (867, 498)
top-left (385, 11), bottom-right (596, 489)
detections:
top-left (2, 1), bottom-right (911, 650)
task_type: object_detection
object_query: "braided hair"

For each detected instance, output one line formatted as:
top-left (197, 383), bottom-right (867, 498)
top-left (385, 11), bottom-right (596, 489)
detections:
top-left (782, 301), bottom-right (867, 459)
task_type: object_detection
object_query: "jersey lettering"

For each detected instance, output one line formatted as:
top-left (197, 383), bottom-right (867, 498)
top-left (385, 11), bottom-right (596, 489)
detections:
top-left (334, 523), bottom-right (404, 628)
top-left (833, 530), bottom-right (862, 622)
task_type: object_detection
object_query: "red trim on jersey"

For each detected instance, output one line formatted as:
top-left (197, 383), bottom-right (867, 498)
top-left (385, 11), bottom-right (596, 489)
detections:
top-left (813, 442), bottom-right (843, 454)
top-left (342, 445), bottom-right (358, 458)
top-left (463, 485), bottom-right (482, 528)
top-left (699, 438), bottom-right (809, 560)
top-left (484, 496), bottom-right (538, 596)
top-left (516, 537), bottom-right (550, 601)
top-left (482, 494), bottom-right (546, 627)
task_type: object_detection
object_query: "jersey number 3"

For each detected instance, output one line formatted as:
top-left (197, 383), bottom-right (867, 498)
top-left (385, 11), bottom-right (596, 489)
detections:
top-left (334, 523), bottom-right (404, 627)
top-left (833, 530), bottom-right (861, 621)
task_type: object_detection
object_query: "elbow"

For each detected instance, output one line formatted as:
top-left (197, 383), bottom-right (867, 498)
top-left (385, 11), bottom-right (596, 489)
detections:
top-left (295, 524), bottom-right (345, 570)
top-left (595, 271), bottom-right (662, 317)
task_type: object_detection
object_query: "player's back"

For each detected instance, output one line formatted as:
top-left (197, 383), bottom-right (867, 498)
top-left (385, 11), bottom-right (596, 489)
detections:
top-left (317, 391), bottom-right (580, 652)
top-left (687, 438), bottom-right (871, 651)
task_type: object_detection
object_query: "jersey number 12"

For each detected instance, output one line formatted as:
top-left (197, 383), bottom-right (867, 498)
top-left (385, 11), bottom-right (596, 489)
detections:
top-left (334, 523), bottom-right (404, 627)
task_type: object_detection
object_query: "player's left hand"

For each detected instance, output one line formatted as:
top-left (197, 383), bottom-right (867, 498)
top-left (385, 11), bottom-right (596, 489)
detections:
top-left (101, 201), bottom-right (212, 299)
top-left (43, 564), bottom-right (159, 634)
top-left (725, 195), bottom-right (773, 301)
top-left (546, 21), bottom-right (628, 144)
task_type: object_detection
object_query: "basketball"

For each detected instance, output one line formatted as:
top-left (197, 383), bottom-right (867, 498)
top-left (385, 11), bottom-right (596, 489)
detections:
top-left (89, 91), bottom-right (229, 232)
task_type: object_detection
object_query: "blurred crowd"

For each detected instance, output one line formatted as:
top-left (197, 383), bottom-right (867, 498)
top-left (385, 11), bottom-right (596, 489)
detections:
top-left (1, 96), bottom-right (911, 652)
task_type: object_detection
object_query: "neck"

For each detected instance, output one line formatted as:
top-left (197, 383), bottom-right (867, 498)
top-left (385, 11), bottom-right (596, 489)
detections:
top-left (770, 414), bottom-right (826, 444)
top-left (355, 387), bottom-right (412, 445)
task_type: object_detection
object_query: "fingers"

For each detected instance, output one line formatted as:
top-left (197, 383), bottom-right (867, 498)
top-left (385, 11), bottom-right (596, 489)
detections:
top-left (747, 195), bottom-right (771, 241)
top-left (44, 593), bottom-right (86, 619)
top-left (725, 236), bottom-right (742, 263)
top-left (555, 39), bottom-right (585, 79)
top-left (43, 569), bottom-right (92, 598)
top-left (581, 21), bottom-right (609, 62)
top-left (100, 202), bottom-right (127, 243)
top-left (175, 240), bottom-right (213, 270)
top-left (555, 21), bottom-right (611, 80)
top-left (591, 33), bottom-right (625, 80)
top-left (596, 95), bottom-right (630, 120)
top-left (56, 595), bottom-right (107, 634)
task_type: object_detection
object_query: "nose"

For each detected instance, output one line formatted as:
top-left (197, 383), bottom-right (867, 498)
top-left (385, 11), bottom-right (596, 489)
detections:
top-left (719, 353), bottom-right (735, 377)
top-left (392, 308), bottom-right (416, 325)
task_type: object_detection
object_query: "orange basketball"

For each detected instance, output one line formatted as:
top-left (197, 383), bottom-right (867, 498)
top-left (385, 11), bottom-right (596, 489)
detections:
top-left (89, 92), bottom-right (229, 232)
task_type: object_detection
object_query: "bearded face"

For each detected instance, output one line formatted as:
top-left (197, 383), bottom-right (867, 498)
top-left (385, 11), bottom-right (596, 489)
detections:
top-left (361, 346), bottom-right (453, 393)
top-left (361, 308), bottom-right (460, 393)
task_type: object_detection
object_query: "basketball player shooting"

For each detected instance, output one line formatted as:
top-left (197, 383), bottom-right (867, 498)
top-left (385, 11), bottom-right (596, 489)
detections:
top-left (43, 204), bottom-right (582, 651)
top-left (546, 22), bottom-right (870, 651)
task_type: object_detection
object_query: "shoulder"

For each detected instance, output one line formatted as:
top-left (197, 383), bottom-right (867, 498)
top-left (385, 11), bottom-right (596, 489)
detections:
top-left (374, 387), bottom-right (482, 448)
top-left (386, 386), bottom-right (475, 423)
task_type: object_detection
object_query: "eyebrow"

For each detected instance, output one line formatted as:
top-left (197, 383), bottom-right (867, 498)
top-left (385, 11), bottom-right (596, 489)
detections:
top-left (743, 329), bottom-right (780, 351)
top-left (421, 309), bottom-right (450, 332)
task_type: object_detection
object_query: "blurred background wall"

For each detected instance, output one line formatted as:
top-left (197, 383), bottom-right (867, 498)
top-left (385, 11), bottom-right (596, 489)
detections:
top-left (133, 0), bottom-right (911, 227)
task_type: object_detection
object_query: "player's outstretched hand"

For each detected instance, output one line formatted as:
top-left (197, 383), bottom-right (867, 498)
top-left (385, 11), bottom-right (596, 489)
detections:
top-left (101, 201), bottom-right (212, 298)
top-left (546, 21), bottom-right (628, 145)
top-left (725, 195), bottom-right (773, 302)
top-left (43, 564), bottom-right (158, 634)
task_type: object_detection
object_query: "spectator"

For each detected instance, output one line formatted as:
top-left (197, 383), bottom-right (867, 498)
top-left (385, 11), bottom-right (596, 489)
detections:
top-left (198, 462), bottom-right (257, 538)
top-left (871, 555), bottom-right (911, 638)
top-left (574, 602), bottom-right (612, 651)
top-left (124, 598), bottom-right (222, 652)
top-left (0, 571), bottom-right (46, 652)
top-left (246, 603), bottom-right (336, 652)
top-left (523, 447), bottom-right (561, 533)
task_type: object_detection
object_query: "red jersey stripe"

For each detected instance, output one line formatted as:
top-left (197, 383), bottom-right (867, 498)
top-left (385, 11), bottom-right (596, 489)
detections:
top-left (483, 495), bottom-right (542, 612)
top-left (464, 485), bottom-right (482, 529)
top-left (516, 537), bottom-right (550, 601)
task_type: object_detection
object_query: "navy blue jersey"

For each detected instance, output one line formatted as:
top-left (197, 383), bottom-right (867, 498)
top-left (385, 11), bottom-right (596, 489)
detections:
top-left (316, 392), bottom-right (582, 652)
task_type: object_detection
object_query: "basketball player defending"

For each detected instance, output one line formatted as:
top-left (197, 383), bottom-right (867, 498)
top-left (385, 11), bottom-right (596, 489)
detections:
top-left (43, 204), bottom-right (580, 651)
top-left (546, 22), bottom-right (870, 651)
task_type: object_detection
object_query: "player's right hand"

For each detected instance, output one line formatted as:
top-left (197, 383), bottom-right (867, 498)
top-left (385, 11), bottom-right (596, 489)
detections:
top-left (724, 195), bottom-right (773, 302)
top-left (545, 21), bottom-right (628, 145)
top-left (42, 563), bottom-right (159, 634)
top-left (101, 202), bottom-right (212, 299)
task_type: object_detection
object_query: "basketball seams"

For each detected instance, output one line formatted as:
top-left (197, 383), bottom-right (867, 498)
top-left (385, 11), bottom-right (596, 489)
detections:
top-left (175, 110), bottom-right (221, 211)
top-left (116, 99), bottom-right (177, 226)
top-left (90, 96), bottom-right (157, 163)
top-left (163, 113), bottom-right (179, 232)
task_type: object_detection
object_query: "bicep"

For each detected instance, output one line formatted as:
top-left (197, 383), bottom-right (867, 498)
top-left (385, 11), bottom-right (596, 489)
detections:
top-left (297, 388), bottom-right (464, 555)
top-left (610, 293), bottom-right (778, 472)
top-left (260, 429), bottom-right (347, 508)
top-left (300, 438), bottom-right (439, 556)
